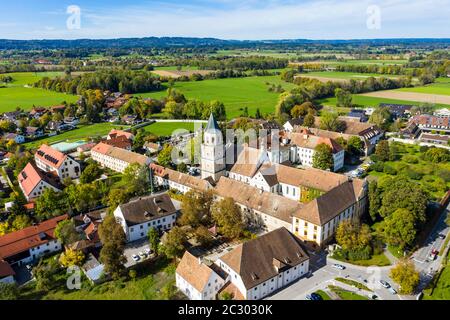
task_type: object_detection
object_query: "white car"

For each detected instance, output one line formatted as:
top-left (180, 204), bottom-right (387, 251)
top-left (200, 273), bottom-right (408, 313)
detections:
top-left (144, 248), bottom-right (152, 256)
top-left (139, 251), bottom-right (148, 259)
top-left (379, 280), bottom-right (391, 288)
top-left (132, 254), bottom-right (140, 262)
top-left (332, 264), bottom-right (346, 270)
top-left (388, 287), bottom-right (397, 295)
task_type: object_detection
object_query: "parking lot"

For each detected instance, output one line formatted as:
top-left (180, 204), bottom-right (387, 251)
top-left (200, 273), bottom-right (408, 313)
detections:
top-left (123, 239), bottom-right (155, 268)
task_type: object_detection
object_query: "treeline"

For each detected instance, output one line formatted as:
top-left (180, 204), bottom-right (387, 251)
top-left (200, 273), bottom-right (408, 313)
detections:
top-left (161, 89), bottom-right (227, 121)
top-left (335, 64), bottom-right (407, 75)
top-left (0, 64), bottom-right (48, 74)
top-left (33, 69), bottom-right (163, 95)
top-left (180, 56), bottom-right (289, 71)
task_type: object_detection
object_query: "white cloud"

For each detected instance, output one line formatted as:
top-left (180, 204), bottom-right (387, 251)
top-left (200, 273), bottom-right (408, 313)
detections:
top-left (7, 0), bottom-right (450, 40)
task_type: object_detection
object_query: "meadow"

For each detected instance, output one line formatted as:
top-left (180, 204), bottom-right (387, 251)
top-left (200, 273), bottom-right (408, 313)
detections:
top-left (303, 71), bottom-right (407, 80)
top-left (398, 77), bottom-right (450, 96)
top-left (0, 71), bottom-right (78, 112)
top-left (138, 76), bottom-right (296, 119)
top-left (142, 122), bottom-right (198, 136)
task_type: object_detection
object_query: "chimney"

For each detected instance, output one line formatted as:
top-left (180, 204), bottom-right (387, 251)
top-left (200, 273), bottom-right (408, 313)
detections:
top-left (198, 257), bottom-right (202, 265)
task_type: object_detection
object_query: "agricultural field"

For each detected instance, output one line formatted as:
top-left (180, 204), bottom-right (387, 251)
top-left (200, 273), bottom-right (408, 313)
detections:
top-left (361, 90), bottom-right (450, 105)
top-left (318, 94), bottom-right (450, 110)
top-left (138, 76), bottom-right (296, 119)
top-left (398, 77), bottom-right (450, 96)
top-left (151, 69), bottom-right (213, 79)
top-left (24, 123), bottom-right (130, 149)
top-left (0, 71), bottom-right (78, 112)
top-left (141, 121), bottom-right (199, 136)
top-left (299, 71), bottom-right (409, 83)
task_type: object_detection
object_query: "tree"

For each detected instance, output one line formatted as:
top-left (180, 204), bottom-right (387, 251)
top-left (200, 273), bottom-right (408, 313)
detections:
top-left (390, 259), bottom-right (420, 295)
top-left (291, 102), bottom-right (315, 118)
top-left (312, 143), bottom-right (334, 171)
top-left (158, 144), bottom-right (174, 168)
top-left (212, 198), bottom-right (244, 239)
top-left (107, 188), bottom-right (131, 211)
top-left (320, 111), bottom-right (346, 132)
top-left (129, 269), bottom-right (137, 281)
top-left (369, 107), bottom-right (392, 130)
top-left (161, 226), bottom-right (187, 259)
top-left (54, 219), bottom-right (80, 245)
top-left (375, 140), bottom-right (390, 162)
top-left (303, 113), bottom-right (315, 128)
top-left (35, 189), bottom-right (65, 220)
top-left (79, 162), bottom-right (103, 184)
top-left (347, 136), bottom-right (364, 156)
top-left (11, 214), bottom-right (32, 231)
top-left (180, 190), bottom-right (215, 227)
top-left (99, 215), bottom-right (127, 279)
top-left (122, 163), bottom-right (150, 196)
top-left (194, 226), bottom-right (214, 247)
top-left (368, 181), bottom-right (382, 221)
top-left (33, 260), bottom-right (54, 292)
top-left (148, 227), bottom-right (160, 255)
top-left (59, 249), bottom-right (85, 267)
top-left (177, 162), bottom-right (188, 173)
top-left (0, 283), bottom-right (19, 300)
top-left (383, 208), bottom-right (417, 250)
top-left (335, 88), bottom-right (353, 108)
top-left (336, 220), bottom-right (372, 251)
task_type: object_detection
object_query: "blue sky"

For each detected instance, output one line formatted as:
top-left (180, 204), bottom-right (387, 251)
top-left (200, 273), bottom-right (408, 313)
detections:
top-left (1, 0), bottom-right (449, 40)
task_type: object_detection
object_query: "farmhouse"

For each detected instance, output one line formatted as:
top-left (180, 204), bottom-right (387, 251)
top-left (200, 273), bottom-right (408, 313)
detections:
top-left (18, 162), bottom-right (62, 201)
top-left (35, 144), bottom-right (81, 180)
top-left (113, 194), bottom-right (178, 243)
top-left (0, 215), bottom-right (68, 270)
top-left (91, 142), bottom-right (150, 173)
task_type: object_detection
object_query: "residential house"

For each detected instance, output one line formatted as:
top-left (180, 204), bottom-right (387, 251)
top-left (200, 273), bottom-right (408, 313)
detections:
top-left (3, 133), bottom-right (25, 144)
top-left (144, 142), bottom-right (162, 154)
top-left (107, 129), bottom-right (135, 141)
top-left (18, 162), bottom-right (62, 201)
top-left (379, 103), bottom-right (413, 119)
top-left (25, 127), bottom-right (44, 139)
top-left (283, 118), bottom-right (303, 133)
top-left (0, 260), bottom-right (15, 284)
top-left (0, 215), bottom-right (68, 268)
top-left (176, 251), bottom-right (226, 300)
top-left (113, 194), bottom-right (178, 242)
top-left (35, 144), bottom-right (81, 180)
top-left (102, 136), bottom-right (132, 151)
top-left (91, 142), bottom-right (150, 173)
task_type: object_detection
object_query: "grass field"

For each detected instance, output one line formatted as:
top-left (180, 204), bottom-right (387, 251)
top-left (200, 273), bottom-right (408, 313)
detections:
top-left (304, 71), bottom-right (404, 80)
top-left (318, 94), bottom-right (450, 109)
top-left (138, 76), bottom-right (296, 119)
top-left (315, 290), bottom-right (332, 300)
top-left (332, 252), bottom-right (391, 267)
top-left (24, 123), bottom-right (130, 149)
top-left (328, 285), bottom-right (368, 300)
top-left (0, 71), bottom-right (78, 112)
top-left (422, 257), bottom-right (450, 300)
top-left (398, 78), bottom-right (450, 96)
top-left (141, 122), bottom-right (199, 136)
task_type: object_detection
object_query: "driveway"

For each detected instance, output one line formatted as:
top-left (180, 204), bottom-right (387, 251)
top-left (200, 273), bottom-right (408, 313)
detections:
top-left (123, 239), bottom-right (153, 268)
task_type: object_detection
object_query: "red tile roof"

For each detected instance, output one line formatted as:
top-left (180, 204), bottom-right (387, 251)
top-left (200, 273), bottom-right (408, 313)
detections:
top-left (35, 144), bottom-right (67, 169)
top-left (103, 136), bottom-right (132, 150)
top-left (0, 215), bottom-right (68, 259)
top-left (108, 129), bottom-right (134, 141)
top-left (0, 260), bottom-right (15, 278)
top-left (18, 162), bottom-right (48, 197)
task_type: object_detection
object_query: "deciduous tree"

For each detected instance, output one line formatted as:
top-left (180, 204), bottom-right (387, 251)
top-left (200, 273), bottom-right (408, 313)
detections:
top-left (390, 259), bottom-right (420, 295)
top-left (212, 197), bottom-right (244, 239)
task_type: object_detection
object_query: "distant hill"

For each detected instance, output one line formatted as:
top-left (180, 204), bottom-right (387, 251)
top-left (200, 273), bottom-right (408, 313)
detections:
top-left (0, 37), bottom-right (449, 50)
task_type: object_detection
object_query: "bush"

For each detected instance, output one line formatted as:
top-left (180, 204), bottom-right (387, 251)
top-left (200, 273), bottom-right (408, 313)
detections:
top-left (347, 246), bottom-right (372, 261)
top-left (402, 168), bottom-right (423, 180)
top-left (383, 164), bottom-right (397, 175)
top-left (437, 169), bottom-right (450, 183)
top-left (403, 155), bottom-right (419, 164)
top-left (419, 146), bottom-right (430, 153)
top-left (371, 161), bottom-right (385, 172)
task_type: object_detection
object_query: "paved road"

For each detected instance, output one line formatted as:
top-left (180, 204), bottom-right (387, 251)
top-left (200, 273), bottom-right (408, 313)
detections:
top-left (268, 203), bottom-right (450, 301)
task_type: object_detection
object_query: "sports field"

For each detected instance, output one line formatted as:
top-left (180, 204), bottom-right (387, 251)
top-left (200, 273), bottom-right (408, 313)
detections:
top-left (0, 71), bottom-right (78, 112)
top-left (138, 76), bottom-right (296, 119)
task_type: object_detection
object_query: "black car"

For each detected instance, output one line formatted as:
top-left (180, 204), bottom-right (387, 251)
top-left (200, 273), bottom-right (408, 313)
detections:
top-left (310, 293), bottom-right (323, 300)
top-left (438, 234), bottom-right (446, 240)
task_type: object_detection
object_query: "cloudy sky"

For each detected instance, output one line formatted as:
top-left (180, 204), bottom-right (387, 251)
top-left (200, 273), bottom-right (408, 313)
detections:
top-left (1, 0), bottom-right (449, 40)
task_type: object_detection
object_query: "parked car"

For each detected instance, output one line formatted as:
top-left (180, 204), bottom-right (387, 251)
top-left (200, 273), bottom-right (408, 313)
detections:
top-left (429, 249), bottom-right (439, 260)
top-left (388, 287), bottom-right (397, 295)
top-left (438, 234), bottom-right (446, 240)
top-left (311, 293), bottom-right (322, 300)
top-left (332, 264), bottom-right (346, 270)
top-left (139, 252), bottom-right (148, 259)
top-left (305, 294), bottom-right (313, 300)
top-left (132, 254), bottom-right (140, 262)
top-left (379, 280), bottom-right (391, 288)
top-left (367, 294), bottom-right (378, 300)
top-left (144, 248), bottom-right (153, 256)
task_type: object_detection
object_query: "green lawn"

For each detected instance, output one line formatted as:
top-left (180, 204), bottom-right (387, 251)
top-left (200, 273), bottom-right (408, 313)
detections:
top-left (315, 290), bottom-right (332, 300)
top-left (24, 123), bottom-right (130, 149)
top-left (0, 71), bottom-right (78, 112)
top-left (318, 95), bottom-right (450, 109)
top-left (335, 278), bottom-right (373, 291)
top-left (141, 122), bottom-right (199, 137)
top-left (332, 252), bottom-right (391, 267)
top-left (137, 76), bottom-right (296, 119)
top-left (422, 257), bottom-right (450, 300)
top-left (21, 257), bottom-right (181, 300)
top-left (328, 285), bottom-right (369, 300)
